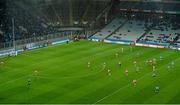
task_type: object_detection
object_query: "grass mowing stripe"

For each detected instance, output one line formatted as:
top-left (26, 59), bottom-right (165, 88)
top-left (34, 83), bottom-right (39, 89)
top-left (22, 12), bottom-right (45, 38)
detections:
top-left (46, 43), bottom-right (158, 103)
top-left (0, 40), bottom-right (179, 104)
top-left (0, 41), bottom-right (119, 102)
top-left (74, 49), bottom-right (162, 103)
top-left (93, 69), bottom-right (155, 104)
top-left (93, 48), bottom-right (179, 104)
top-left (121, 55), bottom-right (180, 104)
top-left (142, 58), bottom-right (180, 104)
top-left (0, 41), bottom-right (112, 85)
top-left (70, 48), bottom-right (162, 103)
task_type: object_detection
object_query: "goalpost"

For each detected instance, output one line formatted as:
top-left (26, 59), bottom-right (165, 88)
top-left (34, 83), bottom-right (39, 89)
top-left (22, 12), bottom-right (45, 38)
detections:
top-left (11, 18), bottom-right (17, 56)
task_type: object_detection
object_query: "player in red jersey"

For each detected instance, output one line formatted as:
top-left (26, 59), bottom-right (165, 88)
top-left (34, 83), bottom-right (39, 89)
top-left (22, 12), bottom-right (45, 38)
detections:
top-left (149, 59), bottom-right (153, 65)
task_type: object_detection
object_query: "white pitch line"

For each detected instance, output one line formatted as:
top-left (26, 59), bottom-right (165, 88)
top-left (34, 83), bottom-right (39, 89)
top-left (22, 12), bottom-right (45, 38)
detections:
top-left (93, 57), bottom-right (180, 104)
top-left (34, 69), bottom-right (104, 80)
top-left (0, 75), bottom-right (28, 87)
top-left (93, 71), bottom-right (152, 104)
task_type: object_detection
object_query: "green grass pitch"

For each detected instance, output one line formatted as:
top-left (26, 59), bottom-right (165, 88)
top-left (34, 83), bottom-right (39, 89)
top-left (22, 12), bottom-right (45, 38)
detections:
top-left (0, 40), bottom-right (180, 104)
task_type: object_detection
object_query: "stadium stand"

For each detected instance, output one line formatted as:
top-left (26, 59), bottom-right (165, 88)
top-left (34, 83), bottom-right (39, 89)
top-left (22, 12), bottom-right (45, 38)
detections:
top-left (107, 19), bottom-right (147, 42)
top-left (176, 38), bottom-right (180, 47)
top-left (0, 0), bottom-right (111, 49)
top-left (171, 34), bottom-right (180, 48)
top-left (89, 12), bottom-right (180, 48)
top-left (0, 0), bottom-right (180, 50)
top-left (139, 28), bottom-right (180, 46)
top-left (91, 17), bottom-right (127, 40)
top-left (138, 17), bottom-right (180, 46)
top-left (0, 0), bottom-right (6, 43)
top-left (118, 1), bottom-right (180, 12)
